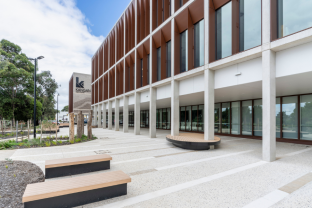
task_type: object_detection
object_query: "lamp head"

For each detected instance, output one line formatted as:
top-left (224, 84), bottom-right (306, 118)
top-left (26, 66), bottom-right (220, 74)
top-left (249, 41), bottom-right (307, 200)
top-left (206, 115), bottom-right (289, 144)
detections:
top-left (37, 56), bottom-right (44, 60)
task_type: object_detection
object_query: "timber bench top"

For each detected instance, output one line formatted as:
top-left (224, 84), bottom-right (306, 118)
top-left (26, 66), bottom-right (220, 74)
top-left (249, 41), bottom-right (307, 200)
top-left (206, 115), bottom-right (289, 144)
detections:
top-left (45, 154), bottom-right (112, 168)
top-left (22, 170), bottom-right (131, 203)
top-left (166, 133), bottom-right (221, 143)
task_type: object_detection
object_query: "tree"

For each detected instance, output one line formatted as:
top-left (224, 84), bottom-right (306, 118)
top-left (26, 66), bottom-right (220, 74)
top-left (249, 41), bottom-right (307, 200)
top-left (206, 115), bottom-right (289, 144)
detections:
top-left (15, 96), bottom-right (42, 122)
top-left (0, 40), bottom-right (34, 124)
top-left (61, 105), bottom-right (69, 112)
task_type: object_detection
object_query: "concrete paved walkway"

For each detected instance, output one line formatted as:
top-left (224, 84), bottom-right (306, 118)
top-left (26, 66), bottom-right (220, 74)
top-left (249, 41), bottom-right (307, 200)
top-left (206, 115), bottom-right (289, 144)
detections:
top-left (1, 127), bottom-right (312, 207)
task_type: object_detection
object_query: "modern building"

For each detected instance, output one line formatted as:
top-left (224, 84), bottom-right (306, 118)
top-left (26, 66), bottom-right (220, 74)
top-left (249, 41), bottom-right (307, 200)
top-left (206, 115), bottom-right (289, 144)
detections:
top-left (91, 0), bottom-right (312, 161)
top-left (69, 72), bottom-right (92, 119)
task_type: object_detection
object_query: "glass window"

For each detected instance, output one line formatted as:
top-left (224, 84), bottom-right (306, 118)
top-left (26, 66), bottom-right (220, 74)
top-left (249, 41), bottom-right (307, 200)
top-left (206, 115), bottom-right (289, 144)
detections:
top-left (278, 0), bottom-right (312, 38)
top-left (166, 41), bottom-right (171, 78)
top-left (282, 96), bottom-right (298, 139)
top-left (156, 109), bottom-right (160, 128)
top-left (147, 54), bottom-right (150, 84)
top-left (215, 104), bottom-right (220, 133)
top-left (192, 106), bottom-right (198, 131)
top-left (300, 95), bottom-right (312, 140)
top-left (157, 47), bottom-right (161, 81)
top-left (180, 107), bottom-right (185, 130)
top-left (198, 105), bottom-right (204, 132)
top-left (253, 99), bottom-right (262, 136)
top-left (276, 98), bottom-right (281, 138)
top-left (239, 0), bottom-right (261, 51)
top-left (185, 106), bottom-right (191, 131)
top-left (162, 109), bottom-right (167, 129)
top-left (194, 19), bottom-right (204, 68)
top-left (231, 102), bottom-right (240, 135)
top-left (242, 100), bottom-right (252, 135)
top-left (180, 30), bottom-right (188, 73)
top-left (222, 103), bottom-right (230, 134)
top-left (167, 108), bottom-right (171, 129)
top-left (216, 2), bottom-right (232, 60)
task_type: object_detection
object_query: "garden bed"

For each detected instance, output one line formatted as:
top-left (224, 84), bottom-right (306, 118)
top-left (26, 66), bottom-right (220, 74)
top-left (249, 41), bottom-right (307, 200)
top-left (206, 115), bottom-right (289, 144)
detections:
top-left (0, 135), bottom-right (97, 150)
top-left (0, 160), bottom-right (45, 208)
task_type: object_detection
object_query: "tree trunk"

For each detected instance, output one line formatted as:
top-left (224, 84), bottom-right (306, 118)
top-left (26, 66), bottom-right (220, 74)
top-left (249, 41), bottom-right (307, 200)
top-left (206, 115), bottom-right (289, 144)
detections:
top-left (69, 113), bottom-right (74, 143)
top-left (88, 110), bottom-right (92, 140)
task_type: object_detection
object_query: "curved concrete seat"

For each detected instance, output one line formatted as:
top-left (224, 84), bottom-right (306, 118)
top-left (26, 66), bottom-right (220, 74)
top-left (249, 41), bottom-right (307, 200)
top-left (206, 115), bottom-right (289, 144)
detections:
top-left (166, 133), bottom-right (221, 150)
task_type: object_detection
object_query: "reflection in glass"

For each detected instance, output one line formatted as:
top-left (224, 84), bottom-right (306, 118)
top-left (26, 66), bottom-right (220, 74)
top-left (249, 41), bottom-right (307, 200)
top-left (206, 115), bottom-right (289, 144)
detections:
top-left (282, 96), bottom-right (298, 139)
top-left (239, 0), bottom-right (261, 51)
top-left (231, 102), bottom-right (240, 135)
top-left (300, 95), bottom-right (312, 140)
top-left (253, 99), bottom-right (262, 136)
top-left (242, 100), bottom-right (252, 135)
top-left (156, 109), bottom-right (160, 128)
top-left (276, 98), bottom-right (281, 138)
top-left (167, 108), bottom-right (171, 129)
top-left (192, 106), bottom-right (198, 131)
top-left (222, 103), bottom-right (230, 134)
top-left (194, 19), bottom-right (204, 68)
top-left (162, 109), bottom-right (167, 129)
top-left (216, 2), bottom-right (232, 60)
top-left (180, 30), bottom-right (188, 73)
top-left (185, 106), bottom-right (191, 131)
top-left (180, 107), bottom-right (185, 130)
top-left (278, 0), bottom-right (312, 38)
top-left (198, 105), bottom-right (204, 132)
top-left (215, 104), bottom-right (220, 133)
top-left (166, 41), bottom-right (171, 78)
top-left (157, 47), bottom-right (161, 81)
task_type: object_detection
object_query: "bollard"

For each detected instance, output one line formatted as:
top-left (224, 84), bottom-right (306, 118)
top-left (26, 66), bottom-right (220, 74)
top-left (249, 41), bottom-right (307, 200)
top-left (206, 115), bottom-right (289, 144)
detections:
top-left (69, 113), bottom-right (74, 143)
top-left (16, 121), bottom-right (18, 142)
top-left (88, 110), bottom-right (93, 140)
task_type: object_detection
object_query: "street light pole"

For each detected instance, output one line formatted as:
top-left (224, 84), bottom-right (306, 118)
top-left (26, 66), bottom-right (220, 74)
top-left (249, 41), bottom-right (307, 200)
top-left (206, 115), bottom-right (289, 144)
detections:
top-left (57, 93), bottom-right (59, 124)
top-left (28, 56), bottom-right (44, 139)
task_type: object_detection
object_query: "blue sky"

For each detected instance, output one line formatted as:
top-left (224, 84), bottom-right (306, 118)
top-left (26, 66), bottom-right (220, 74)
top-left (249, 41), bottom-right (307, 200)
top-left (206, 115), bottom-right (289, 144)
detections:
top-left (76, 0), bottom-right (132, 37)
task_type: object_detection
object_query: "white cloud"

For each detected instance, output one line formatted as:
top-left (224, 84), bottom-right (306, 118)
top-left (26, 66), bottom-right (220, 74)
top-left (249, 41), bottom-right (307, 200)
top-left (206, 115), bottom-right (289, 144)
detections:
top-left (0, 0), bottom-right (103, 110)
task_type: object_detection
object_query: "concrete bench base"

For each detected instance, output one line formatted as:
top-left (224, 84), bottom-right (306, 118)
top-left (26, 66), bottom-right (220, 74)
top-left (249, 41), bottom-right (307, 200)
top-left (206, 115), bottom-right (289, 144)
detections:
top-left (45, 161), bottom-right (110, 179)
top-left (24, 183), bottom-right (127, 208)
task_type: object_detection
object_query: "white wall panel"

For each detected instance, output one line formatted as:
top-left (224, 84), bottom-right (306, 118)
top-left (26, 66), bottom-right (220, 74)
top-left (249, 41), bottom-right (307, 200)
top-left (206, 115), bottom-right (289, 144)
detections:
top-left (276, 41), bottom-right (312, 77)
top-left (215, 57), bottom-right (262, 89)
top-left (112, 101), bottom-right (115, 108)
top-left (140, 91), bottom-right (150, 103)
top-left (179, 75), bottom-right (205, 96)
top-left (129, 95), bottom-right (135, 105)
top-left (119, 98), bottom-right (124, 107)
top-left (157, 84), bottom-right (171, 100)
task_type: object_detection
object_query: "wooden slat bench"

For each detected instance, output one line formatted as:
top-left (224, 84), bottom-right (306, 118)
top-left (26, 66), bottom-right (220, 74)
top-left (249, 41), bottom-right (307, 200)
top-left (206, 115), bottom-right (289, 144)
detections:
top-left (45, 154), bottom-right (112, 179)
top-left (23, 170), bottom-right (131, 208)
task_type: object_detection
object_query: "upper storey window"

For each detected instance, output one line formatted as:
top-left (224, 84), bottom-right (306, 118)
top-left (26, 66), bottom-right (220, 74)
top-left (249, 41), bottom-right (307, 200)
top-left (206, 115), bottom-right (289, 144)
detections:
top-left (180, 30), bottom-right (188, 73)
top-left (216, 2), bottom-right (232, 60)
top-left (277, 0), bottom-right (312, 38)
top-left (194, 19), bottom-right (204, 68)
top-left (239, 0), bottom-right (261, 51)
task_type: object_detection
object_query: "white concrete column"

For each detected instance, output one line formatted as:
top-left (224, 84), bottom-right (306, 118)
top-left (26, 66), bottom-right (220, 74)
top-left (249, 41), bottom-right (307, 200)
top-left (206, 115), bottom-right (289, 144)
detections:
top-left (204, 69), bottom-right (215, 140)
top-left (93, 105), bottom-right (97, 126)
top-left (97, 104), bottom-right (101, 128)
top-left (149, 87), bottom-right (156, 138)
top-left (108, 101), bottom-right (112, 130)
top-left (115, 99), bottom-right (120, 131)
top-left (134, 92), bottom-right (140, 135)
top-left (123, 96), bottom-right (129, 132)
top-left (171, 80), bottom-right (179, 136)
top-left (103, 103), bottom-right (107, 129)
top-left (262, 50), bottom-right (276, 162)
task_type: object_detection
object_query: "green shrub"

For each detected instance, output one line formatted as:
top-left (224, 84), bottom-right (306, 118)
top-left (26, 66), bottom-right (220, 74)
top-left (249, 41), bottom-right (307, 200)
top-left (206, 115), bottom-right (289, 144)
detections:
top-left (59, 135), bottom-right (63, 139)
top-left (24, 143), bottom-right (30, 148)
top-left (69, 140), bottom-right (74, 144)
top-left (45, 142), bottom-right (51, 147)
top-left (75, 138), bottom-right (81, 143)
top-left (6, 133), bottom-right (10, 137)
top-left (46, 136), bottom-right (51, 141)
top-left (51, 141), bottom-right (57, 145)
top-left (64, 135), bottom-right (69, 139)
top-left (3, 142), bottom-right (12, 149)
top-left (24, 139), bottom-right (28, 143)
top-left (58, 140), bottom-right (62, 144)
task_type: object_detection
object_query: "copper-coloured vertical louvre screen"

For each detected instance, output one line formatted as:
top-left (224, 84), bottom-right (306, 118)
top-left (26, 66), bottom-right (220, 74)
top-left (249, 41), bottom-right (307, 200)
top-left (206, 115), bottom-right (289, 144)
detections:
top-left (271, 0), bottom-right (278, 41)
top-left (104, 74), bottom-right (108, 100)
top-left (125, 51), bottom-right (135, 92)
top-left (99, 78), bottom-right (103, 102)
top-left (153, 0), bottom-right (171, 31)
top-left (116, 19), bottom-right (124, 62)
top-left (208, 0), bottom-right (216, 63)
top-left (99, 46), bottom-right (104, 76)
top-left (95, 81), bottom-right (98, 104)
top-left (109, 68), bottom-right (115, 99)
top-left (137, 0), bottom-right (150, 44)
top-left (125, 2), bottom-right (135, 54)
top-left (104, 40), bottom-right (108, 72)
top-left (92, 84), bottom-right (94, 105)
top-left (174, 0), bottom-right (189, 12)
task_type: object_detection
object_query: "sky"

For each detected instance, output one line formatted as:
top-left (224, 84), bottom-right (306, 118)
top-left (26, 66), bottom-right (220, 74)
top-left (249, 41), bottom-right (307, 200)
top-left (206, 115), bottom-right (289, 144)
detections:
top-left (0, 0), bottom-right (131, 113)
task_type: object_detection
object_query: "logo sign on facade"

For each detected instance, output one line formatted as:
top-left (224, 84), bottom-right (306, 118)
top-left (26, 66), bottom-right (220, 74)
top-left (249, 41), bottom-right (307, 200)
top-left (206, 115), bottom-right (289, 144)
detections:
top-left (76, 77), bottom-right (84, 88)
top-left (75, 77), bottom-right (91, 93)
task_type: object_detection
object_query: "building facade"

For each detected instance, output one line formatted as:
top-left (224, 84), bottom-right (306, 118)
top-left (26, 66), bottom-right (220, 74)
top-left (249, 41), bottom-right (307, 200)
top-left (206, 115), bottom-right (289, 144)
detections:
top-left (69, 72), bottom-right (92, 115)
top-left (91, 0), bottom-right (312, 162)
